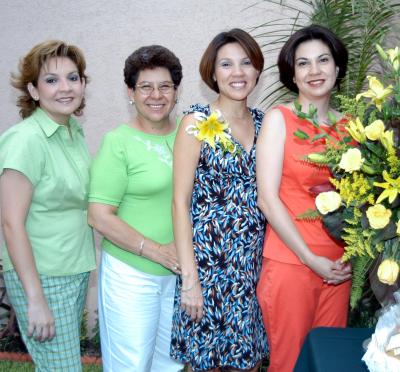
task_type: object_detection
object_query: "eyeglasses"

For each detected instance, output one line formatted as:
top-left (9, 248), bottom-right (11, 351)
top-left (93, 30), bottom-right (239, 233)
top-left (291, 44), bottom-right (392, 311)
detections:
top-left (135, 82), bottom-right (176, 95)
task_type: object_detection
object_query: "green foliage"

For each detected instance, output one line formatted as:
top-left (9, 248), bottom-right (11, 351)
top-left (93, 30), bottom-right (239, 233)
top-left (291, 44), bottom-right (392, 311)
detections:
top-left (251, 0), bottom-right (400, 108)
top-left (350, 255), bottom-right (374, 309)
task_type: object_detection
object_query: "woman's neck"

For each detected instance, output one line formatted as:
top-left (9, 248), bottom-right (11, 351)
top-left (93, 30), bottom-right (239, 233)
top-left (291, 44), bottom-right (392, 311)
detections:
top-left (131, 115), bottom-right (175, 135)
top-left (212, 96), bottom-right (248, 120)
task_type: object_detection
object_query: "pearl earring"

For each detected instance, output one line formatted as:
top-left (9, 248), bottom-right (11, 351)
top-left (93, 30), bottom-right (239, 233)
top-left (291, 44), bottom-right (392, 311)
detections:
top-left (129, 100), bottom-right (134, 105)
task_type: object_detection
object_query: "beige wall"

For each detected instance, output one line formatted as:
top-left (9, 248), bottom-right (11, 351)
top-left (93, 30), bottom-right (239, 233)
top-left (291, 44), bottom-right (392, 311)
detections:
top-left (0, 0), bottom-right (287, 331)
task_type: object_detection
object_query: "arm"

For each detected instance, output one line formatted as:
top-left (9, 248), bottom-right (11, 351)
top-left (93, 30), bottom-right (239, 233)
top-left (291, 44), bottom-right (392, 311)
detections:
top-left (88, 203), bottom-right (180, 274)
top-left (256, 109), bottom-right (351, 284)
top-left (0, 169), bottom-right (55, 341)
top-left (172, 113), bottom-right (203, 321)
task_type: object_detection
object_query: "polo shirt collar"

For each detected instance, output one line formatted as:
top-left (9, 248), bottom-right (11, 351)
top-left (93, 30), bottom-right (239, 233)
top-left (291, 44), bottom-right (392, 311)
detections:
top-left (32, 108), bottom-right (83, 137)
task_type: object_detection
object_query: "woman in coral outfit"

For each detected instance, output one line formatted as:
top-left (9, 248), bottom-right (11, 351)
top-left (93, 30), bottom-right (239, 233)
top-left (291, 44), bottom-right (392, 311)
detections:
top-left (256, 25), bottom-right (352, 372)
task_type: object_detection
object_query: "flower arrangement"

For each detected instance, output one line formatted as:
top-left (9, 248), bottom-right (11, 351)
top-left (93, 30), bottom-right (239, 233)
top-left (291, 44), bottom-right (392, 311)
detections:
top-left (295, 45), bottom-right (400, 308)
top-left (186, 110), bottom-right (236, 153)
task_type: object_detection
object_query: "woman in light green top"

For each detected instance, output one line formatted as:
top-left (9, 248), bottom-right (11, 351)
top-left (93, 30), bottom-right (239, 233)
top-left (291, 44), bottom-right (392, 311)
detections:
top-left (0, 41), bottom-right (95, 371)
top-left (88, 45), bottom-right (183, 372)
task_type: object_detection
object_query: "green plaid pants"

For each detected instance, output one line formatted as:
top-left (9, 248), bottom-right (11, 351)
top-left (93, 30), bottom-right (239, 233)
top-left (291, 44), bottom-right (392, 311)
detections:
top-left (4, 270), bottom-right (90, 372)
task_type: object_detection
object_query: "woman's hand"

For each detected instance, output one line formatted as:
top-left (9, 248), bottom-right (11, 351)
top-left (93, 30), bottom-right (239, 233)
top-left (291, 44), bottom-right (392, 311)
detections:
top-left (27, 296), bottom-right (55, 342)
top-left (180, 279), bottom-right (203, 322)
top-left (306, 254), bottom-right (352, 285)
top-left (157, 242), bottom-right (181, 274)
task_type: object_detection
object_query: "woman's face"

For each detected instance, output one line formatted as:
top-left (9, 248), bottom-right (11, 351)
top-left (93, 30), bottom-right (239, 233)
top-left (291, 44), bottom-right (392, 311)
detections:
top-left (293, 39), bottom-right (338, 100)
top-left (214, 42), bottom-right (259, 101)
top-left (129, 67), bottom-right (177, 124)
top-left (28, 57), bottom-right (85, 125)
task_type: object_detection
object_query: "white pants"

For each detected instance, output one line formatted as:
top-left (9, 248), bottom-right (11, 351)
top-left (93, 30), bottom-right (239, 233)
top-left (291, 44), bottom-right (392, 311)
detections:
top-left (98, 251), bottom-right (183, 372)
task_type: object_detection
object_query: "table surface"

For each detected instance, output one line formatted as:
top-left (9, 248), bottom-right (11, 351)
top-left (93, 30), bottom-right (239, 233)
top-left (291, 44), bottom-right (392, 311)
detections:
top-left (294, 327), bottom-right (374, 372)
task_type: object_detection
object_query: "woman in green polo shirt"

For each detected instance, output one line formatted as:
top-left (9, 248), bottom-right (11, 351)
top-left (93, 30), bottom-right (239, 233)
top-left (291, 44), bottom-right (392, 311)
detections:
top-left (0, 41), bottom-right (96, 371)
top-left (88, 45), bottom-right (183, 372)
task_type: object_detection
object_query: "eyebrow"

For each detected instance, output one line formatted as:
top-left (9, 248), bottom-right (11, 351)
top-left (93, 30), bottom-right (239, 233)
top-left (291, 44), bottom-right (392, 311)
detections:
top-left (295, 53), bottom-right (331, 62)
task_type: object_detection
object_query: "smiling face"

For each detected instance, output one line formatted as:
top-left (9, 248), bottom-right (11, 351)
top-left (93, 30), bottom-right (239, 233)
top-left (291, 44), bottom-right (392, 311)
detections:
top-left (129, 67), bottom-right (177, 125)
top-left (214, 42), bottom-right (259, 101)
top-left (28, 57), bottom-right (85, 125)
top-left (294, 39), bottom-right (338, 101)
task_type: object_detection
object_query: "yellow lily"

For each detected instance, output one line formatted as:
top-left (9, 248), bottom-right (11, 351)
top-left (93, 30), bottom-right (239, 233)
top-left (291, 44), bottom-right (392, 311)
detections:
top-left (194, 111), bottom-right (229, 148)
top-left (380, 130), bottom-right (395, 152)
top-left (387, 47), bottom-right (399, 71)
top-left (346, 117), bottom-right (366, 143)
top-left (374, 170), bottom-right (400, 204)
top-left (356, 76), bottom-right (393, 111)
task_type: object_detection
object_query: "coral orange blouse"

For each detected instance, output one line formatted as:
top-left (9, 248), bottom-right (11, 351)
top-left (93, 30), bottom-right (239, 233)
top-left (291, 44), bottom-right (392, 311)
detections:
top-left (262, 105), bottom-right (345, 265)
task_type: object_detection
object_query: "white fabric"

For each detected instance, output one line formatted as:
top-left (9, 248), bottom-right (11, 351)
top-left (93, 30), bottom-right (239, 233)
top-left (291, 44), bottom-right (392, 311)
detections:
top-left (98, 251), bottom-right (183, 372)
top-left (362, 293), bottom-right (400, 372)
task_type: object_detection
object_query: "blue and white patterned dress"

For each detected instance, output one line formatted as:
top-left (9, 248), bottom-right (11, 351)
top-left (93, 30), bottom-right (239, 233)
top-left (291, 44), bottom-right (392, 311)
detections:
top-left (171, 104), bottom-right (268, 371)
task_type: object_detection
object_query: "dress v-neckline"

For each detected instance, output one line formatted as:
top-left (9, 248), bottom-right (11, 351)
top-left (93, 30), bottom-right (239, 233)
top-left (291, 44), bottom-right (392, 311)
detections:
top-left (207, 104), bottom-right (256, 156)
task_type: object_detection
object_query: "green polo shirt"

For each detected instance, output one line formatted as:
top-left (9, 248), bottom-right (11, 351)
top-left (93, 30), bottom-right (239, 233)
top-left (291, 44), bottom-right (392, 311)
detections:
top-left (89, 124), bottom-right (177, 276)
top-left (0, 108), bottom-right (96, 276)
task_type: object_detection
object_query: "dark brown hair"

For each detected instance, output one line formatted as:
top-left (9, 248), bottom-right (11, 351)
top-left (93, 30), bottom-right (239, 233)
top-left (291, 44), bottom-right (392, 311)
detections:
top-left (278, 24), bottom-right (348, 93)
top-left (199, 28), bottom-right (264, 93)
top-left (124, 45), bottom-right (182, 89)
top-left (11, 40), bottom-right (88, 119)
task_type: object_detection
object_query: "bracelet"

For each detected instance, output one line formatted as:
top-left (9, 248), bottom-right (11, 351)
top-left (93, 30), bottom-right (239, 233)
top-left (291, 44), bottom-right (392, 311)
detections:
top-left (138, 238), bottom-right (145, 256)
top-left (181, 280), bottom-right (199, 293)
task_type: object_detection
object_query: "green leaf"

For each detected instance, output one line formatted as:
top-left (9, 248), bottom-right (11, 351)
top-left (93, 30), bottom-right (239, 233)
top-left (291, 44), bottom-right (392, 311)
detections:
top-left (327, 111), bottom-right (338, 125)
top-left (293, 129), bottom-right (310, 139)
top-left (311, 133), bottom-right (328, 142)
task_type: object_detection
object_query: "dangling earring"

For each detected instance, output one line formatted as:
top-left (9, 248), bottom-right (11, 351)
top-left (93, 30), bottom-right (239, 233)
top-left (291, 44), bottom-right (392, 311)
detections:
top-left (293, 77), bottom-right (296, 84)
top-left (336, 67), bottom-right (339, 77)
top-left (129, 100), bottom-right (134, 105)
top-left (175, 98), bottom-right (178, 104)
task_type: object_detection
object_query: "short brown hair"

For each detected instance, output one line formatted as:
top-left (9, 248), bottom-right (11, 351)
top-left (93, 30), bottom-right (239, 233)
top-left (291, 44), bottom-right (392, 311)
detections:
top-left (11, 40), bottom-right (88, 119)
top-left (124, 45), bottom-right (182, 89)
top-left (199, 28), bottom-right (264, 93)
top-left (278, 24), bottom-right (348, 93)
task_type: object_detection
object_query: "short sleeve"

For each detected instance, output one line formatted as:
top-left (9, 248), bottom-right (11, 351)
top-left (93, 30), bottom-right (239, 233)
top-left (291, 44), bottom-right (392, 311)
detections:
top-left (0, 128), bottom-right (45, 186)
top-left (89, 131), bottom-right (128, 206)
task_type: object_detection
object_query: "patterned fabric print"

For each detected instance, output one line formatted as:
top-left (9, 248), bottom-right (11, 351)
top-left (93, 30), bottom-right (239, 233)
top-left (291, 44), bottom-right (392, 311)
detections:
top-left (4, 270), bottom-right (89, 372)
top-left (171, 104), bottom-right (268, 371)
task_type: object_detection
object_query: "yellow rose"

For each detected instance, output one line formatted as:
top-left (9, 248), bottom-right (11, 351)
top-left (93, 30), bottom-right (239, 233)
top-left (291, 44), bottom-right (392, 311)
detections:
top-left (397, 220), bottom-right (400, 236)
top-left (315, 191), bottom-right (342, 215)
top-left (366, 204), bottom-right (392, 229)
top-left (377, 259), bottom-right (399, 285)
top-left (339, 148), bottom-right (364, 173)
top-left (365, 120), bottom-right (385, 141)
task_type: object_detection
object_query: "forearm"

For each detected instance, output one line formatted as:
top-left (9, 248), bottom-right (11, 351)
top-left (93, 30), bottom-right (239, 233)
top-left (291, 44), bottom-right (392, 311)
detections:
top-left (173, 203), bottom-right (198, 280)
top-left (88, 208), bottom-right (161, 262)
top-left (2, 222), bottom-right (45, 302)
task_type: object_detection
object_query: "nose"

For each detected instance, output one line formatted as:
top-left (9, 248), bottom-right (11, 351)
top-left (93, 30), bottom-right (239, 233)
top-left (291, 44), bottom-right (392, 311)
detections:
top-left (232, 64), bottom-right (244, 76)
top-left (149, 86), bottom-right (162, 99)
top-left (59, 77), bottom-right (72, 91)
top-left (309, 61), bottom-right (321, 74)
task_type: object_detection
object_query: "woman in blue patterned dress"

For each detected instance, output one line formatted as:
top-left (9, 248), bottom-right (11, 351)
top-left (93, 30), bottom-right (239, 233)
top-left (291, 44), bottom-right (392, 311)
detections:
top-left (171, 28), bottom-right (268, 371)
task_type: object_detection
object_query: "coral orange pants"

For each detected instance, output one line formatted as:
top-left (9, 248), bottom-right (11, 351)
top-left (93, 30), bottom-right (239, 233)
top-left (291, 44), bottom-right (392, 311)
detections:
top-left (256, 258), bottom-right (351, 372)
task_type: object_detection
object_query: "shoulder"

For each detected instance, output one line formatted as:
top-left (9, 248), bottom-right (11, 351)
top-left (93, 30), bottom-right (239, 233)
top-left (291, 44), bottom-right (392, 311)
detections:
top-left (263, 106), bottom-right (287, 126)
top-left (0, 117), bottom-right (45, 149)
